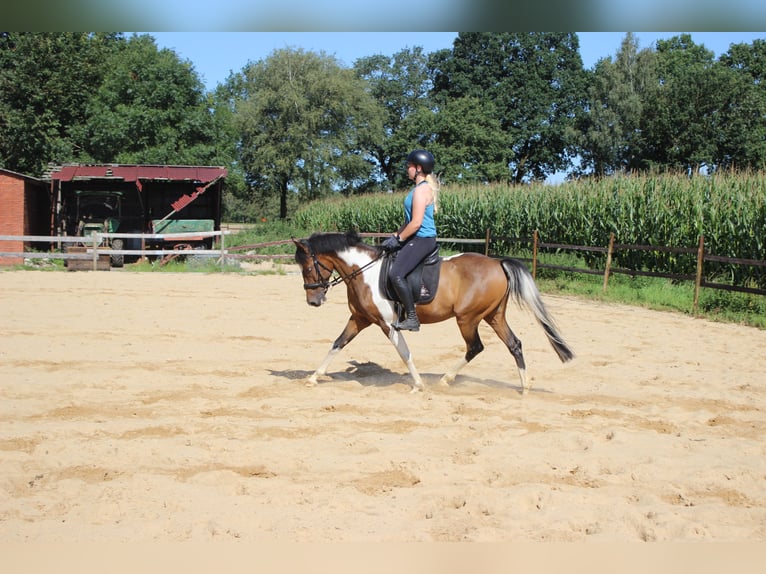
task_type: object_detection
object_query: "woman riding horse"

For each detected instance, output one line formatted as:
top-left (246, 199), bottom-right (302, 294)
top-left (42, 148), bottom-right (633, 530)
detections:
top-left (294, 231), bottom-right (574, 394)
top-left (381, 149), bottom-right (440, 332)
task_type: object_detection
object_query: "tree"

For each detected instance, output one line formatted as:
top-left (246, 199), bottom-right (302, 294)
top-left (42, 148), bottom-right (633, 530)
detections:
top-left (233, 48), bottom-right (384, 220)
top-left (430, 96), bottom-right (509, 183)
top-left (640, 34), bottom-right (722, 173)
top-left (579, 34), bottom-right (766, 176)
top-left (84, 34), bottom-right (219, 165)
top-left (207, 73), bottom-right (250, 220)
top-left (354, 47), bottom-right (433, 190)
top-left (430, 32), bottom-right (586, 183)
top-left (715, 40), bottom-right (766, 170)
top-left (0, 32), bottom-right (120, 176)
top-left (575, 32), bottom-right (656, 176)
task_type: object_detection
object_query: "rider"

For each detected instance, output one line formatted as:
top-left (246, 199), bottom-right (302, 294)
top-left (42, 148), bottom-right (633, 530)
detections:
top-left (381, 149), bottom-right (439, 332)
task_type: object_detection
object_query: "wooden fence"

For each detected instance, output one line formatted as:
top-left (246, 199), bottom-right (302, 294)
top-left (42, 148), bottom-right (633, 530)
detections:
top-left (0, 230), bottom-right (231, 270)
top-left (482, 230), bottom-right (765, 314)
top-left (2, 230), bottom-right (763, 314)
top-left (224, 231), bottom-right (764, 314)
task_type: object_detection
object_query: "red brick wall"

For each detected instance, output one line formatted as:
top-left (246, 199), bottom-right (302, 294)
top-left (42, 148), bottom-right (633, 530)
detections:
top-left (0, 173), bottom-right (26, 265)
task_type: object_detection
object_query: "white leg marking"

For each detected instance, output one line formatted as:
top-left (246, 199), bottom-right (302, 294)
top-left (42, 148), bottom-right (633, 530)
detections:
top-left (389, 329), bottom-right (423, 392)
top-left (307, 347), bottom-right (340, 386)
top-left (518, 367), bottom-right (529, 395)
top-left (439, 357), bottom-right (467, 386)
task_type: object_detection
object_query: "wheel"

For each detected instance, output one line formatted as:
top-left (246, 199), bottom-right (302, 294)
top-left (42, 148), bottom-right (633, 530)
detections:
top-left (110, 238), bottom-right (124, 267)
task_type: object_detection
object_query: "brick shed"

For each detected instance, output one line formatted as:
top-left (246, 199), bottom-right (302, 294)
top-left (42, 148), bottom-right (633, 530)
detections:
top-left (0, 168), bottom-right (51, 265)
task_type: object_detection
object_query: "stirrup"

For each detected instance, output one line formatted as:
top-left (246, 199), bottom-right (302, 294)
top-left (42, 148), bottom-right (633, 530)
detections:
top-left (395, 315), bottom-right (420, 332)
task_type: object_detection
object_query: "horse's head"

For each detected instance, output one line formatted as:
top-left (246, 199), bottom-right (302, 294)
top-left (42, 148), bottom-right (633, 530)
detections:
top-left (293, 237), bottom-right (335, 307)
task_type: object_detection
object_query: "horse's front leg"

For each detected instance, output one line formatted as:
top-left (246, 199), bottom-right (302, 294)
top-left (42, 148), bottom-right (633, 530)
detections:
top-left (385, 326), bottom-right (424, 393)
top-left (307, 315), bottom-right (370, 386)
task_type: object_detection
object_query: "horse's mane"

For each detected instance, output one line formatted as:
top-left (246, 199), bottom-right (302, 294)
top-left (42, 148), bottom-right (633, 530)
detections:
top-left (296, 230), bottom-right (376, 264)
top-left (306, 231), bottom-right (368, 255)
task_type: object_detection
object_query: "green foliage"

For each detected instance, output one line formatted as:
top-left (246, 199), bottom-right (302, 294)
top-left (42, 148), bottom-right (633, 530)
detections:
top-left (430, 32), bottom-right (586, 183)
top-left (536, 264), bottom-right (765, 329)
top-left (641, 34), bottom-right (766, 173)
top-left (291, 172), bottom-right (766, 289)
top-left (354, 47), bottom-right (433, 189)
top-left (699, 289), bottom-right (766, 328)
top-left (4, 31), bottom-right (766, 236)
top-left (293, 192), bottom-right (403, 234)
top-left (84, 34), bottom-right (219, 165)
top-left (0, 32), bottom-right (122, 175)
top-left (576, 33), bottom-right (656, 175)
top-left (226, 219), bottom-right (310, 248)
top-left (0, 32), bottom-right (229, 175)
top-left (232, 48), bottom-right (385, 220)
top-left (431, 97), bottom-right (510, 184)
top-left (124, 256), bottom-right (242, 273)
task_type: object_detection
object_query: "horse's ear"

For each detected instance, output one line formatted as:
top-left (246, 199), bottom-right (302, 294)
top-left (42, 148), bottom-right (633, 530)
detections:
top-left (292, 237), bottom-right (309, 253)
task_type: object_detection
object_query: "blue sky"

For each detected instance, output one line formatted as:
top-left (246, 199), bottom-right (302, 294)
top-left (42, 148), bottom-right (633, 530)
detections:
top-left (148, 32), bottom-right (766, 92)
top-left (147, 31), bottom-right (764, 184)
top-left (8, 0), bottom-right (766, 33)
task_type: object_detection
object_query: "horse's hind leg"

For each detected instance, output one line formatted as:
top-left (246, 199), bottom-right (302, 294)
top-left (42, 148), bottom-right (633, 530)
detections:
top-left (307, 315), bottom-right (370, 386)
top-left (439, 318), bottom-right (484, 386)
top-left (486, 313), bottom-right (529, 394)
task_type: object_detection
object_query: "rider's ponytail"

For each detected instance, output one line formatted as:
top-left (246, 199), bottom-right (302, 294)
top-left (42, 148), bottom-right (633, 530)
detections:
top-left (426, 173), bottom-right (440, 214)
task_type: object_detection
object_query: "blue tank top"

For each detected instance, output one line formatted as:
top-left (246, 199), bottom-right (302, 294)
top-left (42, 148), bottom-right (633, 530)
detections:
top-left (404, 184), bottom-right (437, 238)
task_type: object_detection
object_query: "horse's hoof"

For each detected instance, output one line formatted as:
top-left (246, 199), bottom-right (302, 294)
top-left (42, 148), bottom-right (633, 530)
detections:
top-left (305, 377), bottom-right (318, 387)
top-left (438, 375), bottom-right (454, 386)
top-left (409, 385), bottom-right (423, 394)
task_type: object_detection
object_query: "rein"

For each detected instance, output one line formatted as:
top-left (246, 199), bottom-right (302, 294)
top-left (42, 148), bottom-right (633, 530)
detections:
top-left (303, 248), bottom-right (383, 292)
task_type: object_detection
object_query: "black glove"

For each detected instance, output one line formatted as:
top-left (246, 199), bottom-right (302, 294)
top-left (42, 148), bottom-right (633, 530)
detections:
top-left (381, 235), bottom-right (401, 251)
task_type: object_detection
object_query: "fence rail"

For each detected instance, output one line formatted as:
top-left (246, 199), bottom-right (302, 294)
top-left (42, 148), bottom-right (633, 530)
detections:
top-left (484, 230), bottom-right (765, 313)
top-left (0, 230), bottom-right (232, 269)
top-left (2, 230), bottom-right (763, 313)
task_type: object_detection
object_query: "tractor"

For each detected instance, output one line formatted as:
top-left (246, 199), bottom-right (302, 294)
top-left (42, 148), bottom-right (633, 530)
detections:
top-left (74, 190), bottom-right (125, 267)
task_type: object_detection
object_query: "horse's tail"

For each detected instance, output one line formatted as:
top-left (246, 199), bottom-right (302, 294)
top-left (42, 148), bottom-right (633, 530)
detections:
top-left (500, 258), bottom-right (574, 363)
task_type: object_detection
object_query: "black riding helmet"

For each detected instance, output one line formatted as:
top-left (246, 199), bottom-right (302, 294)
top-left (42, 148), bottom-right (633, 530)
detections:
top-left (407, 149), bottom-right (435, 174)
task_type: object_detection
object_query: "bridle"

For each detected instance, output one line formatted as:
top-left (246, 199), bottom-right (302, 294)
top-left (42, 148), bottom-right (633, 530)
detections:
top-left (302, 249), bottom-right (338, 291)
top-left (302, 246), bottom-right (383, 292)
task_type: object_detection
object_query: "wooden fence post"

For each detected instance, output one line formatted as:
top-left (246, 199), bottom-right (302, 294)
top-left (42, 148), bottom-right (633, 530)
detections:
top-left (220, 229), bottom-right (226, 267)
top-left (532, 229), bottom-right (539, 279)
top-left (603, 232), bottom-right (615, 292)
top-left (485, 228), bottom-right (490, 257)
top-left (139, 236), bottom-right (145, 263)
top-left (693, 235), bottom-right (705, 315)
top-left (92, 232), bottom-right (99, 271)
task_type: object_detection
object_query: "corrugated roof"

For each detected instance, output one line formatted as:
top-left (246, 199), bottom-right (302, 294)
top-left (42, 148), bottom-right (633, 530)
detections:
top-left (50, 164), bottom-right (227, 183)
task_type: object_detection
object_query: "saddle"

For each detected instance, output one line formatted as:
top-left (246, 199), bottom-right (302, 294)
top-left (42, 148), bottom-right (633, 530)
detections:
top-left (380, 244), bottom-right (442, 306)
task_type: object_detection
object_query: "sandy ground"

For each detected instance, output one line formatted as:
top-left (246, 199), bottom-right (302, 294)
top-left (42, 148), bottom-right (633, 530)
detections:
top-left (1, 264), bottom-right (765, 543)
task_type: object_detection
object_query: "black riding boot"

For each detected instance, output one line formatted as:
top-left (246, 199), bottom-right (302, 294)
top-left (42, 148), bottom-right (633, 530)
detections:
top-left (391, 276), bottom-right (420, 331)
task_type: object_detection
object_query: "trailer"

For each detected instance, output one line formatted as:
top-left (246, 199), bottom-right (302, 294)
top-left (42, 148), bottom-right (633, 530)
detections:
top-left (150, 218), bottom-right (215, 249)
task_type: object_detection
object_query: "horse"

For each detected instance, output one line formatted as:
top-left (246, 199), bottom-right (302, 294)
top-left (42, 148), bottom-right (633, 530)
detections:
top-left (293, 231), bottom-right (574, 394)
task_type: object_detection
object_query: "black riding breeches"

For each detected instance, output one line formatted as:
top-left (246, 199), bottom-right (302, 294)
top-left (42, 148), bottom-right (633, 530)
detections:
top-left (390, 236), bottom-right (437, 281)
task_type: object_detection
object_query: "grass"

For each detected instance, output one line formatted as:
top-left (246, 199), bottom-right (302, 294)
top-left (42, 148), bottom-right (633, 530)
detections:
top-left (534, 261), bottom-right (766, 329)
top-left (492, 247), bottom-right (765, 329)
top-left (121, 254), bottom-right (291, 275)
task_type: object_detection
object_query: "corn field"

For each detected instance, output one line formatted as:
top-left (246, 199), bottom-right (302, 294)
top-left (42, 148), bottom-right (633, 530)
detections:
top-left (293, 172), bottom-right (766, 289)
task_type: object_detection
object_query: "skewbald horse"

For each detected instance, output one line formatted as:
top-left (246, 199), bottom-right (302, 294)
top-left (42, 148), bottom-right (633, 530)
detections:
top-left (294, 231), bottom-right (574, 394)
